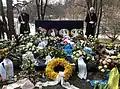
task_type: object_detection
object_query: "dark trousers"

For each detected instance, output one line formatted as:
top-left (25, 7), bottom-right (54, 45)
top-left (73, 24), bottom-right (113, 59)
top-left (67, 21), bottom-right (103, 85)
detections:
top-left (0, 31), bottom-right (4, 39)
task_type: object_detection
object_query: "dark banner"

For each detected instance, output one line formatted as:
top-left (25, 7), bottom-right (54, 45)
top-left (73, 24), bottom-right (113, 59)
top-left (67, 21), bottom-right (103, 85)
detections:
top-left (35, 20), bottom-right (84, 30)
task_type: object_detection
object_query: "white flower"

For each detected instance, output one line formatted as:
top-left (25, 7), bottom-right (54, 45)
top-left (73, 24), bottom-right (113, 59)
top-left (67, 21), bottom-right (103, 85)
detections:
top-left (32, 46), bottom-right (35, 51)
top-left (104, 65), bottom-right (108, 68)
top-left (102, 61), bottom-right (107, 64)
top-left (99, 59), bottom-right (102, 63)
top-left (73, 52), bottom-right (76, 54)
top-left (78, 50), bottom-right (82, 55)
top-left (76, 53), bottom-right (80, 57)
top-left (87, 57), bottom-right (90, 60)
top-left (94, 80), bottom-right (99, 84)
top-left (27, 42), bottom-right (33, 47)
top-left (98, 66), bottom-right (103, 69)
top-left (74, 58), bottom-right (78, 60)
top-left (107, 59), bottom-right (112, 63)
top-left (46, 36), bottom-right (49, 40)
top-left (92, 57), bottom-right (95, 61)
top-left (101, 69), bottom-right (105, 72)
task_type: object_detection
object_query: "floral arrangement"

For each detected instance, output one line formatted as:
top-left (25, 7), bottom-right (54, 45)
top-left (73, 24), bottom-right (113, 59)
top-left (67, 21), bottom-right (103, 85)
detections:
top-left (70, 29), bottom-right (84, 38)
top-left (72, 50), bottom-right (83, 62)
top-left (0, 48), bottom-right (8, 58)
top-left (93, 82), bottom-right (109, 89)
top-left (70, 29), bottom-right (79, 37)
top-left (0, 29), bottom-right (120, 82)
top-left (98, 56), bottom-right (116, 72)
top-left (59, 29), bottom-right (69, 37)
top-left (0, 75), bottom-right (5, 88)
top-left (48, 28), bottom-right (58, 36)
top-left (37, 27), bottom-right (47, 36)
top-left (45, 58), bottom-right (73, 80)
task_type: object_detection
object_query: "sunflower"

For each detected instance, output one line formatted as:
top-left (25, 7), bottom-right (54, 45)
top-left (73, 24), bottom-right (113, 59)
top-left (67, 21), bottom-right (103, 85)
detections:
top-left (45, 58), bottom-right (73, 80)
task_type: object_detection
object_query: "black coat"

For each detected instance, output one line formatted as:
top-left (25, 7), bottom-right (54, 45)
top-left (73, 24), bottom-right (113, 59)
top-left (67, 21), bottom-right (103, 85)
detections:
top-left (18, 12), bottom-right (30, 34)
top-left (0, 20), bottom-right (5, 39)
top-left (85, 13), bottom-right (97, 37)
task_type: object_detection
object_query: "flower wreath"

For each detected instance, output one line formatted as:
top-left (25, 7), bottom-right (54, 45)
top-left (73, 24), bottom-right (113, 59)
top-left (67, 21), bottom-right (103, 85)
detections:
top-left (38, 27), bottom-right (47, 35)
top-left (70, 29), bottom-right (79, 37)
top-left (59, 29), bottom-right (69, 37)
top-left (48, 28), bottom-right (58, 36)
top-left (45, 58), bottom-right (73, 80)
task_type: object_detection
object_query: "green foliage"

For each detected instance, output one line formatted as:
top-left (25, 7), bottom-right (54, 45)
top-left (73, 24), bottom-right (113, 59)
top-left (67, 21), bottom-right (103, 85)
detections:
top-left (94, 84), bottom-right (110, 89)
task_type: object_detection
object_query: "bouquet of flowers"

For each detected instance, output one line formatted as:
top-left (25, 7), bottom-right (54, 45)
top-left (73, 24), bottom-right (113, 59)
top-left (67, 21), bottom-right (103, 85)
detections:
top-left (98, 56), bottom-right (115, 73)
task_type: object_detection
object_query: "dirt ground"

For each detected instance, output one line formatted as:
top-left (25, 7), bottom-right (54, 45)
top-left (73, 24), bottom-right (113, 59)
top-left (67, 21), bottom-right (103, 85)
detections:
top-left (34, 72), bottom-right (105, 89)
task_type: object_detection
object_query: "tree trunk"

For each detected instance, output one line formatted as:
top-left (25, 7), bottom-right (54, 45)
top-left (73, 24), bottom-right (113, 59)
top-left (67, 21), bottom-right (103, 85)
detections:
top-left (43, 0), bottom-right (48, 20)
top-left (41, 0), bottom-right (43, 20)
top-left (36, 0), bottom-right (40, 20)
top-left (41, 0), bottom-right (48, 20)
top-left (6, 0), bottom-right (16, 40)
top-left (96, 0), bottom-right (102, 38)
top-left (0, 0), bottom-right (9, 39)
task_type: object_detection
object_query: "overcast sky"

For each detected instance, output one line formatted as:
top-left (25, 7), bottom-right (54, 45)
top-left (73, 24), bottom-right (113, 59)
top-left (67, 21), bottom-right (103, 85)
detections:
top-left (2, 0), bottom-right (65, 6)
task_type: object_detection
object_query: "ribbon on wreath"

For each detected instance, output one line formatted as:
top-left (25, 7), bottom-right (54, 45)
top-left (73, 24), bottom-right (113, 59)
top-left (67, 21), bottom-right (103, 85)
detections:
top-left (77, 57), bottom-right (87, 79)
top-left (35, 72), bottom-right (79, 89)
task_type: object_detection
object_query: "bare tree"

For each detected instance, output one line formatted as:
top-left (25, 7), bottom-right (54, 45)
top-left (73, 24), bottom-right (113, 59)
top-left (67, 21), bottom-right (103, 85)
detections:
top-left (36, 0), bottom-right (40, 19)
top-left (6, 0), bottom-right (16, 39)
top-left (64, 0), bottom-right (86, 19)
top-left (102, 0), bottom-right (120, 42)
top-left (0, 0), bottom-right (9, 39)
top-left (36, 0), bottom-right (48, 20)
top-left (96, 0), bottom-right (102, 38)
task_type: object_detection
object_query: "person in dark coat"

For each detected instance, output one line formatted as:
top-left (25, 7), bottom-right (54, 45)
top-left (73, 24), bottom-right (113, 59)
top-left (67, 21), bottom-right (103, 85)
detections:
top-left (0, 19), bottom-right (5, 39)
top-left (18, 8), bottom-right (30, 34)
top-left (85, 7), bottom-right (97, 38)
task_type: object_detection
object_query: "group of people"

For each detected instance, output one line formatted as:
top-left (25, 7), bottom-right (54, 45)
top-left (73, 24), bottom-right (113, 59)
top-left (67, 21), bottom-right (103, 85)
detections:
top-left (18, 6), bottom-right (97, 38)
top-left (0, 7), bottom-right (97, 39)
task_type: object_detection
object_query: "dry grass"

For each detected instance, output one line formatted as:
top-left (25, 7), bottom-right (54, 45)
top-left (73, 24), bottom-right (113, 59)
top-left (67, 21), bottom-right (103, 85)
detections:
top-left (98, 38), bottom-right (120, 44)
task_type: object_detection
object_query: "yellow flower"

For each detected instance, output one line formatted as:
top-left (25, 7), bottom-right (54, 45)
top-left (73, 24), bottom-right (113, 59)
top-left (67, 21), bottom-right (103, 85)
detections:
top-left (45, 58), bottom-right (73, 80)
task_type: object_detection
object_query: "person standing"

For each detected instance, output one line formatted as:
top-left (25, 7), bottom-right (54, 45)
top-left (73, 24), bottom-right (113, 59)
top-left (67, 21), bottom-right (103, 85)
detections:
top-left (85, 7), bottom-right (97, 38)
top-left (18, 7), bottom-right (30, 34)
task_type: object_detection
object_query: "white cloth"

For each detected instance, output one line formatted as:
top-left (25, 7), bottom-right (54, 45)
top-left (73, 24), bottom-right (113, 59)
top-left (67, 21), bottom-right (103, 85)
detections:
top-left (73, 30), bottom-right (78, 37)
top-left (2, 58), bottom-right (14, 79)
top-left (2, 78), bottom-right (34, 89)
top-left (105, 49), bottom-right (115, 55)
top-left (37, 41), bottom-right (48, 49)
top-left (51, 30), bottom-right (56, 37)
top-left (45, 55), bottom-right (52, 65)
top-left (63, 29), bottom-right (69, 37)
top-left (78, 57), bottom-right (87, 79)
top-left (45, 55), bottom-right (55, 65)
top-left (35, 72), bottom-right (79, 89)
top-left (89, 21), bottom-right (94, 24)
top-left (0, 62), bottom-right (6, 80)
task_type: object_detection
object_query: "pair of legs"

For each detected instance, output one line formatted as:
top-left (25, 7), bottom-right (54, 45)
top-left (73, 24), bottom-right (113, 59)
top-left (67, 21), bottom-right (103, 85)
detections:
top-left (0, 32), bottom-right (4, 39)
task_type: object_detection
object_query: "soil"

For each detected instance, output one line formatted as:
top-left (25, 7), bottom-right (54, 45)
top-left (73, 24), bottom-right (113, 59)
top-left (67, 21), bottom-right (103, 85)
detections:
top-left (34, 72), bottom-right (105, 89)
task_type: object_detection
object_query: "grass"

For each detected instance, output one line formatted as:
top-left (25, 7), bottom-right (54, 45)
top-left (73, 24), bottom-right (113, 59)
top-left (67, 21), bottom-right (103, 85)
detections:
top-left (98, 38), bottom-right (120, 44)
